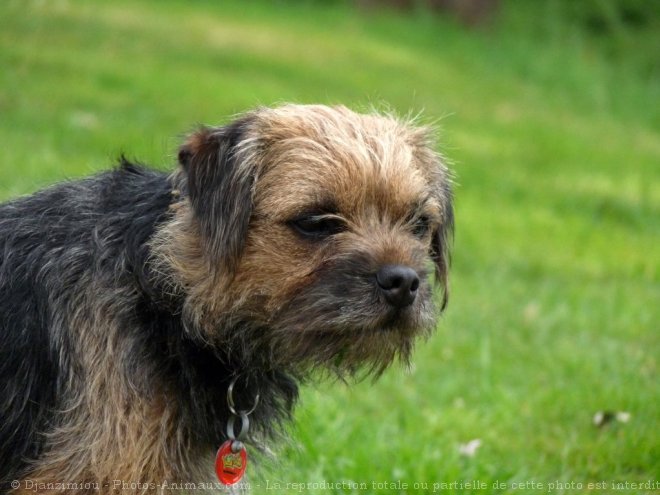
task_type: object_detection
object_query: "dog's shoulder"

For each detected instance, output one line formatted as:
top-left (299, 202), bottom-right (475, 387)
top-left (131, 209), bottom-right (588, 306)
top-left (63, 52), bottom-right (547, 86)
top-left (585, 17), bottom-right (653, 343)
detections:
top-left (0, 160), bottom-right (174, 259)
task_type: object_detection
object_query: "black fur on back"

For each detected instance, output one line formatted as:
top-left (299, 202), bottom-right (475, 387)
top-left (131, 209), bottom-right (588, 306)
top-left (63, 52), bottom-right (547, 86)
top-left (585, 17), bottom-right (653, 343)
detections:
top-left (0, 160), bottom-right (298, 486)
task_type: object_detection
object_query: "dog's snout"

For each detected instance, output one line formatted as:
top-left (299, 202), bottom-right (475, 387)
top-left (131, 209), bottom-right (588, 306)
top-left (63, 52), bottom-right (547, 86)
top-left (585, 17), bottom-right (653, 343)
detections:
top-left (376, 265), bottom-right (419, 308)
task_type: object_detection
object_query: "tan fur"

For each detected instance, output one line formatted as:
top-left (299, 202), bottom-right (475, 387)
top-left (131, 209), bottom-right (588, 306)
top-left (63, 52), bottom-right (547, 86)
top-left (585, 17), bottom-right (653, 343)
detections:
top-left (17, 279), bottom-right (214, 493)
top-left (153, 105), bottom-right (450, 341)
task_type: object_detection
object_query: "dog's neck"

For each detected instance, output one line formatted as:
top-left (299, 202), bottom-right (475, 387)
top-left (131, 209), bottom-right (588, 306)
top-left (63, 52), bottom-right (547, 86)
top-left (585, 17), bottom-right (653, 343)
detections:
top-left (133, 276), bottom-right (299, 454)
top-left (123, 171), bottom-right (300, 454)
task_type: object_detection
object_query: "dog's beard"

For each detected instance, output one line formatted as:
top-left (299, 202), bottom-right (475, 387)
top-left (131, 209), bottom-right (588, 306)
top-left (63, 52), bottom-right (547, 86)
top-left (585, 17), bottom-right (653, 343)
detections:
top-left (268, 277), bottom-right (436, 377)
top-left (210, 257), bottom-right (438, 379)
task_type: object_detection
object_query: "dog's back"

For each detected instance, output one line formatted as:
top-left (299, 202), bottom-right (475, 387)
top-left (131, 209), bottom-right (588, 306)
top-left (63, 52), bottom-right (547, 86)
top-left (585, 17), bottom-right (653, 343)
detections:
top-left (0, 163), bottom-right (172, 485)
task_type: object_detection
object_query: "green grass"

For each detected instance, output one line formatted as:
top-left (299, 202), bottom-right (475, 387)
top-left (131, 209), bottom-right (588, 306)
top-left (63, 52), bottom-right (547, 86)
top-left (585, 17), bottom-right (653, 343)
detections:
top-left (1, 1), bottom-right (658, 493)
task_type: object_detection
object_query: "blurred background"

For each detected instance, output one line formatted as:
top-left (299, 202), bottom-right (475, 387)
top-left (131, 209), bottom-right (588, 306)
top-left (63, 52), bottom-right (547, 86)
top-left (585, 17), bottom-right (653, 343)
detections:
top-left (1, 0), bottom-right (657, 493)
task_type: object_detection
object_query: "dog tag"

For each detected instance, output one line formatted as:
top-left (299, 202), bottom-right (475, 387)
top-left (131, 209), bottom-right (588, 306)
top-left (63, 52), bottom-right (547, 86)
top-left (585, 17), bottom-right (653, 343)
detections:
top-left (215, 440), bottom-right (247, 485)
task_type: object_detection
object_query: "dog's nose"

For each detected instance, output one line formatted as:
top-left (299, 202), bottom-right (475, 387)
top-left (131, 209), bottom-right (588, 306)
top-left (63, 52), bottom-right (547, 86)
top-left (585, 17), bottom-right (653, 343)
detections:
top-left (376, 265), bottom-right (419, 308)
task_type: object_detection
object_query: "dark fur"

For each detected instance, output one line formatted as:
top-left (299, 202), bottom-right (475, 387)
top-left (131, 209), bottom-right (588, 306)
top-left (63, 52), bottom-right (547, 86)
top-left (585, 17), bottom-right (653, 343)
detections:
top-left (178, 118), bottom-right (255, 273)
top-left (0, 162), bottom-right (297, 488)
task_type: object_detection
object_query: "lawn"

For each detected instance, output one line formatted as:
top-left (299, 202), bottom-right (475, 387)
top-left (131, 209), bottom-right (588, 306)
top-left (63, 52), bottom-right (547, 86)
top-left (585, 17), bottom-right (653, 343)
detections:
top-left (0, 1), bottom-right (658, 493)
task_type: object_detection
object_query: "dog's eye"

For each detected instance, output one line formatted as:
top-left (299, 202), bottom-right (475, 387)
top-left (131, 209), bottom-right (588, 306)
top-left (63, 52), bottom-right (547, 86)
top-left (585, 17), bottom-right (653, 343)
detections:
top-left (412, 215), bottom-right (431, 238)
top-left (289, 214), bottom-right (345, 240)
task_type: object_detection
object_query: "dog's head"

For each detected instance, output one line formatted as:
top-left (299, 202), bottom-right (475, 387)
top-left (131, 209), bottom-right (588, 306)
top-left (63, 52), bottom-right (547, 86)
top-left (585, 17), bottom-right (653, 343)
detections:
top-left (169, 104), bottom-right (453, 376)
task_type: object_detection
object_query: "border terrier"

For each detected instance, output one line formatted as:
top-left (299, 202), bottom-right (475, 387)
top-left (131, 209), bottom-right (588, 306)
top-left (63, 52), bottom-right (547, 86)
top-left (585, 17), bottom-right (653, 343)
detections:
top-left (0, 104), bottom-right (453, 491)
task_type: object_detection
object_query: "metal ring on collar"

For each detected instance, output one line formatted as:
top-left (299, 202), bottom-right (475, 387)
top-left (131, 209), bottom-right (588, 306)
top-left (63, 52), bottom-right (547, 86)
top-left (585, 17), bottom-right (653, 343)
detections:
top-left (227, 376), bottom-right (261, 416)
top-left (226, 411), bottom-right (250, 441)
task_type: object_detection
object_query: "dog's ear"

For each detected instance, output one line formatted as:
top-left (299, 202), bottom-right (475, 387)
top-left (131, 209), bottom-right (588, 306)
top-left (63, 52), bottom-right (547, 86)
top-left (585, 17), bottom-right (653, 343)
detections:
top-left (178, 117), bottom-right (256, 273)
top-left (431, 179), bottom-right (453, 311)
top-left (409, 127), bottom-right (454, 311)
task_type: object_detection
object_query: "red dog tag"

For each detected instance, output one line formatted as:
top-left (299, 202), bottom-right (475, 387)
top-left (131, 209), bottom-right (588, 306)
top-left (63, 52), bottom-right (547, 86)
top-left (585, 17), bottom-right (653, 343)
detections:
top-left (215, 440), bottom-right (247, 485)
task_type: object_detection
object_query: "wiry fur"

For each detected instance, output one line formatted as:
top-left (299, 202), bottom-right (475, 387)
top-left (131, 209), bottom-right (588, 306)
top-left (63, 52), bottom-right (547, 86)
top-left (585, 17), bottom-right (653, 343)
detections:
top-left (0, 104), bottom-right (452, 493)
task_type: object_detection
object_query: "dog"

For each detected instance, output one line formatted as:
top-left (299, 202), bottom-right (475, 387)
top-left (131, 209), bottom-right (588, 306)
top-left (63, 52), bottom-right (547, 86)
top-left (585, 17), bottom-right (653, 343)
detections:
top-left (0, 104), bottom-right (453, 492)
